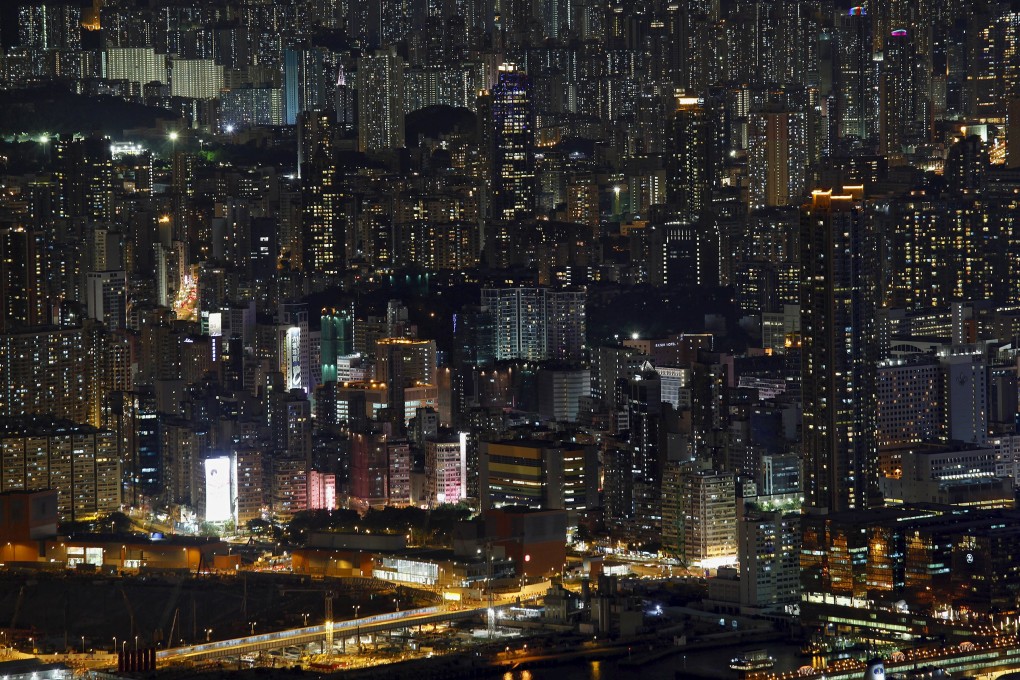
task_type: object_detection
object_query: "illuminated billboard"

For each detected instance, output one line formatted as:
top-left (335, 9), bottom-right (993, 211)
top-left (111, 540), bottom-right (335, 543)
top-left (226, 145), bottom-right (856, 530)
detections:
top-left (285, 326), bottom-right (302, 390)
top-left (204, 456), bottom-right (235, 523)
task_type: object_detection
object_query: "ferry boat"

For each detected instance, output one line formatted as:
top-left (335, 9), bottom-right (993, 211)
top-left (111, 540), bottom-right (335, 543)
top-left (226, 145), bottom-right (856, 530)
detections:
top-left (729, 649), bottom-right (776, 672)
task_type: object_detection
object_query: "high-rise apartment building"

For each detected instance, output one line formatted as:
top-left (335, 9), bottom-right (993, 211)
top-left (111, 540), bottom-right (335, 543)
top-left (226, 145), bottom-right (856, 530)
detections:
top-left (54, 136), bottom-right (113, 222)
top-left (833, 7), bottom-right (875, 141)
top-left (661, 465), bottom-right (736, 565)
top-left (801, 187), bottom-right (880, 512)
top-left (298, 111), bottom-right (346, 276)
top-left (356, 47), bottom-right (405, 152)
top-left (169, 58), bottom-right (224, 99)
top-left (667, 96), bottom-right (713, 222)
top-left (18, 4), bottom-right (81, 51)
top-left (738, 510), bottom-right (801, 608)
top-left (481, 287), bottom-right (585, 362)
top-left (425, 436), bottom-right (468, 506)
top-left (103, 47), bottom-right (168, 85)
top-left (0, 225), bottom-right (47, 333)
top-left (0, 418), bottom-right (120, 522)
top-left (747, 110), bottom-right (807, 209)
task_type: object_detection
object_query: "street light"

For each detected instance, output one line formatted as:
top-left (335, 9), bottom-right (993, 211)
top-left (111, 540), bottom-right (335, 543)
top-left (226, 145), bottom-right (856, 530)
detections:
top-left (205, 629), bottom-right (212, 642)
top-left (134, 635), bottom-right (138, 652)
top-left (354, 605), bottom-right (361, 650)
top-left (250, 622), bottom-right (256, 635)
top-left (81, 636), bottom-right (85, 654)
top-left (301, 613), bottom-right (309, 626)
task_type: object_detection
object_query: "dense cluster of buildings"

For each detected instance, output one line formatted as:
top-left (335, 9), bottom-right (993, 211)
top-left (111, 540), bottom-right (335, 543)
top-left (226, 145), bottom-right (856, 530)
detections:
top-left (0, 0), bottom-right (1019, 652)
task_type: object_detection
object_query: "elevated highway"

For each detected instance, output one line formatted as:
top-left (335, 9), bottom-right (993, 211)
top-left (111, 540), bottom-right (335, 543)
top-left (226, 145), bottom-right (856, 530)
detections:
top-left (156, 605), bottom-right (498, 664)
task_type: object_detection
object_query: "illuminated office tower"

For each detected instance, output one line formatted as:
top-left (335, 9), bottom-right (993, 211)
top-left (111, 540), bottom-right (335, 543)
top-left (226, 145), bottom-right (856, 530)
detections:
top-left (876, 356), bottom-right (942, 448)
top-left (747, 110), bottom-right (808, 209)
top-left (278, 303), bottom-right (312, 395)
top-left (491, 65), bottom-right (535, 221)
top-left (356, 47), bottom-right (405, 152)
top-left (0, 225), bottom-right (48, 333)
top-left (298, 111), bottom-right (345, 275)
top-left (801, 187), bottom-right (880, 513)
top-left (833, 7), bottom-right (875, 140)
top-left (666, 96), bottom-right (713, 222)
top-left (320, 307), bottom-right (354, 384)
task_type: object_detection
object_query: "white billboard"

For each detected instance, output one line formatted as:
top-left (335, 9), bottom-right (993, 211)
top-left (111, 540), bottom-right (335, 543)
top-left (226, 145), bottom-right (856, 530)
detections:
top-left (285, 326), bottom-right (302, 390)
top-left (204, 456), bottom-right (234, 523)
top-left (208, 311), bottom-right (223, 337)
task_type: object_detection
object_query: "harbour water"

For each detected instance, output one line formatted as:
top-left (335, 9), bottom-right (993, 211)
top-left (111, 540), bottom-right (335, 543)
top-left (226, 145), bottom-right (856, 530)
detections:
top-left (489, 642), bottom-right (810, 680)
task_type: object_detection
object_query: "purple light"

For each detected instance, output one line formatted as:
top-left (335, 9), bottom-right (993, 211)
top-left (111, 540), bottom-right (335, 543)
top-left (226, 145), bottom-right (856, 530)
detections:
top-left (891, 29), bottom-right (907, 36)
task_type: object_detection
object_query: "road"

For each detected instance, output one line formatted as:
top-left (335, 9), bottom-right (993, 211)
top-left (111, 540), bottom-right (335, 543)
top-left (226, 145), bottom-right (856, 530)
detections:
top-left (156, 604), bottom-right (500, 664)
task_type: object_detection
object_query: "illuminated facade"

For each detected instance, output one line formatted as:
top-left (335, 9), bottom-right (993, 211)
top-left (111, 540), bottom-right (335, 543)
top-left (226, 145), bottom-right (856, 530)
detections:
top-left (661, 465), bottom-right (736, 566)
top-left (492, 65), bottom-right (535, 221)
top-left (876, 356), bottom-right (942, 447)
top-left (478, 439), bottom-right (597, 512)
top-left (320, 308), bottom-right (354, 384)
top-left (169, 57), bottom-right (224, 99)
top-left (481, 287), bottom-right (586, 362)
top-left (299, 111), bottom-right (346, 276)
top-left (356, 47), bottom-right (405, 152)
top-left (425, 436), bottom-right (467, 507)
top-left (833, 7), bottom-right (875, 141)
top-left (0, 226), bottom-right (48, 333)
top-left (801, 506), bottom-right (1020, 641)
top-left (102, 47), bottom-right (167, 85)
top-left (747, 110), bottom-right (807, 209)
top-left (667, 96), bottom-right (713, 222)
top-left (801, 188), bottom-right (880, 513)
top-left (0, 419), bottom-right (120, 521)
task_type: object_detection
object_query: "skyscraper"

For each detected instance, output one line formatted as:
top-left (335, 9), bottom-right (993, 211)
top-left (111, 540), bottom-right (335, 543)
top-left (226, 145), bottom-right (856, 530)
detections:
top-left (800, 187), bottom-right (880, 513)
top-left (747, 110), bottom-right (808, 209)
top-left (833, 7), bottom-right (875, 141)
top-left (667, 96), bottom-right (713, 222)
top-left (880, 28), bottom-right (916, 159)
top-left (491, 65), bottom-right (535, 221)
top-left (299, 111), bottom-right (345, 275)
top-left (54, 136), bottom-right (113, 222)
top-left (0, 225), bottom-right (47, 333)
top-left (356, 47), bottom-right (405, 152)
